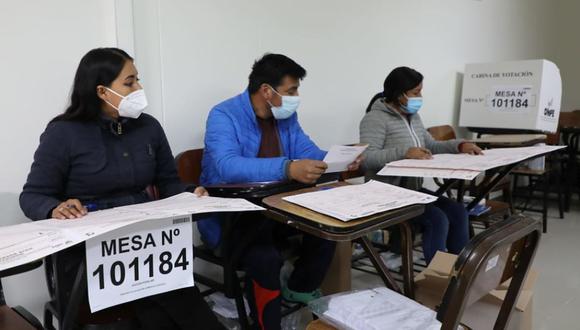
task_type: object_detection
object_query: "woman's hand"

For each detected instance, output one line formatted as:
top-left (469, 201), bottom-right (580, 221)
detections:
top-left (194, 186), bottom-right (209, 197)
top-left (459, 142), bottom-right (484, 155)
top-left (405, 147), bottom-right (433, 160)
top-left (52, 199), bottom-right (87, 220)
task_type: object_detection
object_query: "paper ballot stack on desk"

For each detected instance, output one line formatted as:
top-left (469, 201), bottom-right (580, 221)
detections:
top-left (0, 193), bottom-right (263, 272)
top-left (378, 145), bottom-right (565, 180)
top-left (282, 180), bottom-right (437, 221)
top-left (309, 287), bottom-right (441, 330)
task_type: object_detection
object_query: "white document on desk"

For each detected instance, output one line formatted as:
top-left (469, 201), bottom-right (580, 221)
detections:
top-left (116, 192), bottom-right (265, 214)
top-left (0, 193), bottom-right (263, 272)
top-left (378, 166), bottom-right (481, 180)
top-left (381, 145), bottom-right (565, 173)
top-left (282, 180), bottom-right (436, 221)
top-left (323, 145), bottom-right (367, 173)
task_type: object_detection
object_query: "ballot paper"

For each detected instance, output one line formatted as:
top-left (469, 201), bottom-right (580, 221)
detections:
top-left (282, 180), bottom-right (436, 221)
top-left (321, 287), bottom-right (441, 330)
top-left (0, 193), bottom-right (263, 272)
top-left (116, 193), bottom-right (265, 215)
top-left (378, 166), bottom-right (481, 180)
top-left (378, 145), bottom-right (565, 178)
top-left (323, 145), bottom-right (367, 173)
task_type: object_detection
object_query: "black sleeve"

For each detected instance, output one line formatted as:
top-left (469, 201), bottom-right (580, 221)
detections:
top-left (153, 121), bottom-right (188, 198)
top-left (19, 123), bottom-right (70, 220)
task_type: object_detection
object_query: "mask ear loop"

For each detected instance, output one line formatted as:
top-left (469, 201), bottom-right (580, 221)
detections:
top-left (266, 85), bottom-right (281, 108)
top-left (102, 87), bottom-right (124, 111)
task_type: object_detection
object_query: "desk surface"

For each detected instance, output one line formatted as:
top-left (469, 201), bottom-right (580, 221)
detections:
top-left (470, 134), bottom-right (546, 147)
top-left (262, 182), bottom-right (425, 240)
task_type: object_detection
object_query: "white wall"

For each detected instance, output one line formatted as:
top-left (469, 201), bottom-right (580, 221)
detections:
top-left (0, 0), bottom-right (117, 319)
top-left (550, 1), bottom-right (580, 111)
top-left (131, 0), bottom-right (558, 154)
top-left (0, 0), bottom-right (576, 323)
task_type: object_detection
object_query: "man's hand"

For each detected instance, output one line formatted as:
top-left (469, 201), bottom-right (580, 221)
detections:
top-left (459, 142), bottom-right (484, 155)
top-left (405, 147), bottom-right (433, 160)
top-left (288, 159), bottom-right (328, 184)
top-left (52, 199), bottom-right (87, 220)
top-left (193, 186), bottom-right (209, 197)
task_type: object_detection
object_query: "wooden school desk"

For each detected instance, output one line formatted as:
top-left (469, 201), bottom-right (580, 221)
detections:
top-left (262, 182), bottom-right (425, 298)
top-left (469, 134), bottom-right (547, 149)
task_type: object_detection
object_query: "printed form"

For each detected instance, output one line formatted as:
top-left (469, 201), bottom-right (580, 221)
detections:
top-left (282, 180), bottom-right (437, 221)
top-left (378, 145), bottom-right (564, 179)
top-left (0, 193), bottom-right (263, 272)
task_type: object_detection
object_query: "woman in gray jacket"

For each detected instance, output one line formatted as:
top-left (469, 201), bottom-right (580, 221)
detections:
top-left (359, 66), bottom-right (482, 263)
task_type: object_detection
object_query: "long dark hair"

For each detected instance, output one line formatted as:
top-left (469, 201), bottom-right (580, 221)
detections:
top-left (52, 48), bottom-right (133, 122)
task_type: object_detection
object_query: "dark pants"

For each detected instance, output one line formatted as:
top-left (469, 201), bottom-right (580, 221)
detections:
top-left (233, 215), bottom-right (336, 330)
top-left (413, 195), bottom-right (470, 263)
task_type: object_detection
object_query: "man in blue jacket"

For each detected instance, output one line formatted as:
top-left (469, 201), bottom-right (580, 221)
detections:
top-left (201, 54), bottom-right (359, 330)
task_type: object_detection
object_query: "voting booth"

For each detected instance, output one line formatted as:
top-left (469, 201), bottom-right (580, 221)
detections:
top-left (459, 59), bottom-right (562, 133)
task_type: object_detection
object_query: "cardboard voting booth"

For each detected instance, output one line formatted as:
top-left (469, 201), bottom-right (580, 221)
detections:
top-left (459, 59), bottom-right (561, 133)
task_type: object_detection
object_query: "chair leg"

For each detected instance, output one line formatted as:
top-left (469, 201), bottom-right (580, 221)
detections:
top-left (43, 305), bottom-right (55, 330)
top-left (557, 172), bottom-right (564, 219)
top-left (542, 174), bottom-right (549, 233)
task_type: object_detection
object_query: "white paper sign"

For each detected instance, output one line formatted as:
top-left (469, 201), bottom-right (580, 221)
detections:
top-left (86, 215), bottom-right (194, 312)
top-left (488, 85), bottom-right (535, 113)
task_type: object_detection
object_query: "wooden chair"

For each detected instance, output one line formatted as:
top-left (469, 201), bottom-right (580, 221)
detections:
top-left (558, 111), bottom-right (580, 209)
top-left (307, 214), bottom-right (542, 330)
top-left (0, 261), bottom-right (44, 330)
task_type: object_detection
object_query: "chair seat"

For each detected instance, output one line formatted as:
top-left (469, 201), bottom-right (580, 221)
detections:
top-left (0, 306), bottom-right (38, 330)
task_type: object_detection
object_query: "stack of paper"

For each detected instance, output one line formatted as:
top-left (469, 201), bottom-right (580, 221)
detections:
top-left (321, 287), bottom-right (441, 330)
top-left (378, 145), bottom-right (565, 179)
top-left (282, 180), bottom-right (437, 221)
top-left (0, 193), bottom-right (263, 272)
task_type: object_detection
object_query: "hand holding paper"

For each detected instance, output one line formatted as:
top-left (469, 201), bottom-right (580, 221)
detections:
top-left (323, 145), bottom-right (367, 173)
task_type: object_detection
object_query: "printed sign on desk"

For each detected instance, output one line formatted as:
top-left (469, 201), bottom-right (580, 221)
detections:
top-left (85, 215), bottom-right (194, 312)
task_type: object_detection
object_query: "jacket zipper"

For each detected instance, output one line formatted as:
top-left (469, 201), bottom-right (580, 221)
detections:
top-left (396, 111), bottom-right (421, 147)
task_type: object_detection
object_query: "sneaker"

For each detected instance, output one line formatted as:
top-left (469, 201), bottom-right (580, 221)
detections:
top-left (281, 286), bottom-right (322, 304)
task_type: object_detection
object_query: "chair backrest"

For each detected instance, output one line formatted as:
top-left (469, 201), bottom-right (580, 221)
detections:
top-left (436, 214), bottom-right (542, 330)
top-left (365, 92), bottom-right (384, 113)
top-left (427, 125), bottom-right (456, 141)
top-left (559, 111), bottom-right (580, 129)
top-left (175, 149), bottom-right (204, 185)
top-left (1, 278), bottom-right (43, 330)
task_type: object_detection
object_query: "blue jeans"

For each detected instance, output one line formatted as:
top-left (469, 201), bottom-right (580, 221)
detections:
top-left (414, 195), bottom-right (470, 263)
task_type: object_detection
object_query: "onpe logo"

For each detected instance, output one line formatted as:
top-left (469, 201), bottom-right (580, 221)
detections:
top-left (544, 99), bottom-right (556, 118)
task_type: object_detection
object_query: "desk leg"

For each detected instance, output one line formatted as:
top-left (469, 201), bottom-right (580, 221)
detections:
top-left (355, 236), bottom-right (402, 294)
top-left (321, 241), bottom-right (352, 295)
top-left (399, 222), bottom-right (415, 299)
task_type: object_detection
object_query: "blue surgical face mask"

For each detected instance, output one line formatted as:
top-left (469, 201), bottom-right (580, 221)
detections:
top-left (401, 94), bottom-right (423, 114)
top-left (268, 86), bottom-right (300, 120)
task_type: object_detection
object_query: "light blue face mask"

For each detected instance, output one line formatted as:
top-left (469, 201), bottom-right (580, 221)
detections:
top-left (268, 86), bottom-right (300, 120)
top-left (401, 95), bottom-right (423, 114)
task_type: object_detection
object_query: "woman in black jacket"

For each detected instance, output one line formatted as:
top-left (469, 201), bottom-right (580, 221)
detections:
top-left (20, 47), bottom-right (223, 330)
